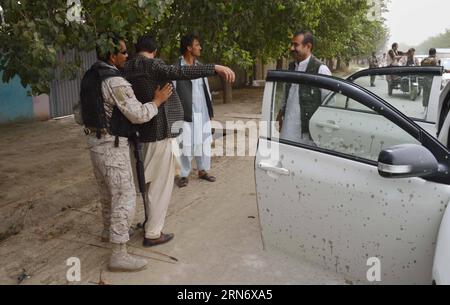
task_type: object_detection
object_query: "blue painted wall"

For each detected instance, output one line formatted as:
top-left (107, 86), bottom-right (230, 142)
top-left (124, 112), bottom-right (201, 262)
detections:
top-left (0, 71), bottom-right (33, 123)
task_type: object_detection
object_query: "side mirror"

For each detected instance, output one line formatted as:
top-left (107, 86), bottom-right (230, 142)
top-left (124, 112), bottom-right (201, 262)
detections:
top-left (378, 144), bottom-right (439, 178)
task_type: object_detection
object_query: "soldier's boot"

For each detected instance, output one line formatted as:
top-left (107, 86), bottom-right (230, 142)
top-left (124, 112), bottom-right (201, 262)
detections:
top-left (101, 227), bottom-right (136, 243)
top-left (108, 243), bottom-right (148, 272)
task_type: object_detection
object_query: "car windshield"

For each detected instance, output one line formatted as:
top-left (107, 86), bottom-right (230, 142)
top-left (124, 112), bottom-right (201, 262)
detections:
top-left (338, 70), bottom-right (441, 121)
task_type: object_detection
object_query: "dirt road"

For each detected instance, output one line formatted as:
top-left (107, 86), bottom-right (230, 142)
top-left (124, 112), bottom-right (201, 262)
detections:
top-left (0, 87), bottom-right (344, 284)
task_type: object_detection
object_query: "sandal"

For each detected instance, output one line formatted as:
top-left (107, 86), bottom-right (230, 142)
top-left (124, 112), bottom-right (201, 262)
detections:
top-left (198, 171), bottom-right (216, 182)
top-left (175, 176), bottom-right (189, 188)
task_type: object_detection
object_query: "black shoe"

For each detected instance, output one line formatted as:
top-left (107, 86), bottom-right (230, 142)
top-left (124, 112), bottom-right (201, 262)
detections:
top-left (198, 171), bottom-right (216, 182)
top-left (175, 176), bottom-right (189, 188)
top-left (143, 233), bottom-right (174, 247)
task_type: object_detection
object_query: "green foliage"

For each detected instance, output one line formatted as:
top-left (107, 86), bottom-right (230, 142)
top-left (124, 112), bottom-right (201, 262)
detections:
top-left (0, 0), bottom-right (388, 95)
top-left (0, 0), bottom-right (171, 94)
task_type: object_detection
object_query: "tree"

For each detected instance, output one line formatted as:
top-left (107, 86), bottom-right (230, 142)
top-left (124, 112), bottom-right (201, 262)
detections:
top-left (0, 0), bottom-right (388, 97)
top-left (0, 0), bottom-right (171, 94)
top-left (152, 0), bottom-right (368, 101)
top-left (416, 29), bottom-right (450, 54)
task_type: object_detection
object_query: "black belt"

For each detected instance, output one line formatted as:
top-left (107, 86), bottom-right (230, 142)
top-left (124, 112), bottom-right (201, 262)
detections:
top-left (84, 127), bottom-right (109, 136)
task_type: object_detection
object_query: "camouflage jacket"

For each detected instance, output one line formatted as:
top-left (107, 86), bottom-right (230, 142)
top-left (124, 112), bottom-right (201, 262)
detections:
top-left (421, 56), bottom-right (440, 67)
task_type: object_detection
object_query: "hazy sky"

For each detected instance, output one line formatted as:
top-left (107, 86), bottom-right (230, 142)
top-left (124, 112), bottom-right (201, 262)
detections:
top-left (384, 0), bottom-right (450, 47)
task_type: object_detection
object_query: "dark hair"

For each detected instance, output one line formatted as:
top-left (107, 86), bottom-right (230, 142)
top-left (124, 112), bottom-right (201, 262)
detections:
top-left (180, 34), bottom-right (200, 55)
top-left (429, 48), bottom-right (437, 56)
top-left (96, 32), bottom-right (122, 63)
top-left (293, 30), bottom-right (314, 50)
top-left (135, 35), bottom-right (158, 53)
top-left (392, 42), bottom-right (398, 49)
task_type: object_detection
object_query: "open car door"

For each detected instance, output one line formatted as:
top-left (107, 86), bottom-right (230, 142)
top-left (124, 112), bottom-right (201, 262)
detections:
top-left (256, 70), bottom-right (450, 284)
top-left (437, 82), bottom-right (450, 147)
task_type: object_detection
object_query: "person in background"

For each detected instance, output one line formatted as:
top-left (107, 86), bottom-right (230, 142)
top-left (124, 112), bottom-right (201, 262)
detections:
top-left (369, 52), bottom-right (379, 87)
top-left (80, 34), bottom-right (172, 272)
top-left (175, 34), bottom-right (217, 188)
top-left (277, 30), bottom-right (332, 145)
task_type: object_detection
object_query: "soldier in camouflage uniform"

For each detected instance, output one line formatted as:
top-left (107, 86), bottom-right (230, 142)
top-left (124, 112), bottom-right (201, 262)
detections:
top-left (369, 52), bottom-right (379, 87)
top-left (421, 48), bottom-right (440, 108)
top-left (81, 36), bottom-right (172, 272)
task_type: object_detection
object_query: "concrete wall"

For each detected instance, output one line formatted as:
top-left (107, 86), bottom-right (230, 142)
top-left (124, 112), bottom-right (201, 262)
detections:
top-left (33, 94), bottom-right (51, 121)
top-left (0, 72), bottom-right (51, 124)
top-left (0, 72), bottom-right (34, 124)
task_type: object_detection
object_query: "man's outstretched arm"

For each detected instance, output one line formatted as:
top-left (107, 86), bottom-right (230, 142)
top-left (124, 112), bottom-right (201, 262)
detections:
top-left (145, 58), bottom-right (235, 83)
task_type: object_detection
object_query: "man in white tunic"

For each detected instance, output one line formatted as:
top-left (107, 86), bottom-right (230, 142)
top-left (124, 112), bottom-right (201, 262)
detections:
top-left (175, 34), bottom-right (216, 188)
top-left (279, 30), bottom-right (332, 145)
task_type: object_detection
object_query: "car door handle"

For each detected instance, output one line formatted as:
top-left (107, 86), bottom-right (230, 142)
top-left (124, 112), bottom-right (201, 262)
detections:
top-left (258, 162), bottom-right (290, 176)
top-left (316, 121), bottom-right (340, 130)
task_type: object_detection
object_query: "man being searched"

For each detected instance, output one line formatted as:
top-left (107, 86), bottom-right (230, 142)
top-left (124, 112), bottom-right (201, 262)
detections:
top-left (80, 33), bottom-right (172, 272)
top-left (387, 43), bottom-right (406, 66)
top-left (123, 35), bottom-right (235, 248)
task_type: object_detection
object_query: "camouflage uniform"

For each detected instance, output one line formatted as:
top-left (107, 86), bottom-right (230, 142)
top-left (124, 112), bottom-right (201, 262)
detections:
top-left (87, 73), bottom-right (158, 245)
top-left (421, 56), bottom-right (440, 108)
top-left (369, 55), bottom-right (379, 86)
top-left (421, 56), bottom-right (440, 67)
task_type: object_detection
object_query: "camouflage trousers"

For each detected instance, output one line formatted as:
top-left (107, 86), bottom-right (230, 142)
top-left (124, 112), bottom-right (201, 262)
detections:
top-left (87, 135), bottom-right (136, 244)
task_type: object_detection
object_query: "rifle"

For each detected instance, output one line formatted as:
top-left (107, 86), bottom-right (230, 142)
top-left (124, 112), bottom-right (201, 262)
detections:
top-left (130, 131), bottom-right (149, 235)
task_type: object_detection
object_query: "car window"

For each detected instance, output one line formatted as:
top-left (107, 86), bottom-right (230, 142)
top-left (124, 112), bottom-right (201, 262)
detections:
top-left (442, 59), bottom-right (450, 70)
top-left (272, 81), bottom-right (420, 162)
top-left (352, 73), bottom-right (436, 121)
top-left (324, 91), bottom-right (376, 113)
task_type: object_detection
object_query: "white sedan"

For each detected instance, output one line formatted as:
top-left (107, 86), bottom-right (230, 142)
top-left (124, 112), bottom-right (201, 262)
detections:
top-left (256, 68), bottom-right (450, 284)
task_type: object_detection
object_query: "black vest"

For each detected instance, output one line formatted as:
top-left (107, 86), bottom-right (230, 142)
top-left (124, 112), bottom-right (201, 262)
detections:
top-left (80, 62), bottom-right (136, 139)
top-left (174, 58), bottom-right (214, 122)
top-left (284, 56), bottom-right (323, 134)
top-left (124, 57), bottom-right (185, 143)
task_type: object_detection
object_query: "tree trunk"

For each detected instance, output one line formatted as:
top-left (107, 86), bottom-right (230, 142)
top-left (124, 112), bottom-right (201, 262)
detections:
top-left (337, 57), bottom-right (342, 70)
top-left (221, 78), bottom-right (233, 104)
top-left (327, 58), bottom-right (333, 71)
top-left (276, 58), bottom-right (283, 70)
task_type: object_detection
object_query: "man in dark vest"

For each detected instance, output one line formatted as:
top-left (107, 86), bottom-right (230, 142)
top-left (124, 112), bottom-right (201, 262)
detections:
top-left (80, 33), bottom-right (172, 272)
top-left (123, 35), bottom-right (235, 248)
top-left (174, 34), bottom-right (216, 188)
top-left (278, 30), bottom-right (332, 145)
